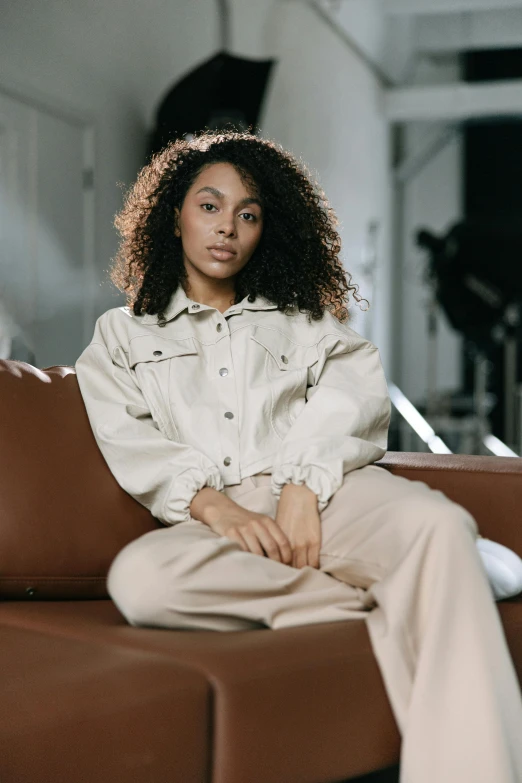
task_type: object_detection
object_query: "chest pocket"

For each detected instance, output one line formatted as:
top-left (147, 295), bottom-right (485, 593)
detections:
top-left (250, 327), bottom-right (317, 379)
top-left (127, 335), bottom-right (199, 443)
top-left (128, 335), bottom-right (199, 368)
top-left (249, 327), bottom-right (318, 437)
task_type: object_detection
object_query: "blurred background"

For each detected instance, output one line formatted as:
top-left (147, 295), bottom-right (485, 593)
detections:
top-left (3, 0), bottom-right (522, 458)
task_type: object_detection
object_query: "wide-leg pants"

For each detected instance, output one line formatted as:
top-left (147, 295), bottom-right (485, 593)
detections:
top-left (107, 464), bottom-right (522, 783)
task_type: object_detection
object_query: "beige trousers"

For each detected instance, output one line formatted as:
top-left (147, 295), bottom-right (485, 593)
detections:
top-left (108, 464), bottom-right (522, 783)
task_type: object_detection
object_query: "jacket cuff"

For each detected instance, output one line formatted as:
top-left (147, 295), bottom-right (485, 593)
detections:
top-left (163, 466), bottom-right (224, 525)
top-left (270, 463), bottom-right (342, 514)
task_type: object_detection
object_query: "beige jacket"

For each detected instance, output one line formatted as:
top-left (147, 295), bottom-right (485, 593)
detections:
top-left (75, 284), bottom-right (391, 526)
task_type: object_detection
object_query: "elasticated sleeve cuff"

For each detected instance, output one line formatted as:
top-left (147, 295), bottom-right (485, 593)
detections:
top-left (163, 465), bottom-right (225, 525)
top-left (270, 461), bottom-right (343, 514)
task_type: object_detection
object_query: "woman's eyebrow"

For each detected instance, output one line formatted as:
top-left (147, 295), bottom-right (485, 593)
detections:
top-left (195, 186), bottom-right (262, 208)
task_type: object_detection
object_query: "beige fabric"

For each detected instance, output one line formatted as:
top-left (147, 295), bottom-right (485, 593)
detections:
top-left (108, 465), bottom-right (522, 783)
top-left (75, 285), bottom-right (391, 525)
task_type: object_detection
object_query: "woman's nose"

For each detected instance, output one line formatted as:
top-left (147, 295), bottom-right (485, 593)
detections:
top-left (217, 221), bottom-right (236, 236)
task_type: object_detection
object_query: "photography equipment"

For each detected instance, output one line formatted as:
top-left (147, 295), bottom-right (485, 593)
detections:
top-left (416, 219), bottom-right (522, 449)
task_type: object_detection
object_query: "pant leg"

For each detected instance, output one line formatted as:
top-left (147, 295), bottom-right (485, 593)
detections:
top-left (316, 464), bottom-right (522, 783)
top-left (107, 466), bottom-right (522, 782)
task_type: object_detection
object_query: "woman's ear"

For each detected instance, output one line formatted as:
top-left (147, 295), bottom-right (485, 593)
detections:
top-left (174, 207), bottom-right (181, 238)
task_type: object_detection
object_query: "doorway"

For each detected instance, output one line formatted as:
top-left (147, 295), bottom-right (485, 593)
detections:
top-left (0, 85), bottom-right (94, 367)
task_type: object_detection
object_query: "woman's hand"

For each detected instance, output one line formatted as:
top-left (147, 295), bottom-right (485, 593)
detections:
top-left (192, 488), bottom-right (293, 565)
top-left (275, 483), bottom-right (322, 569)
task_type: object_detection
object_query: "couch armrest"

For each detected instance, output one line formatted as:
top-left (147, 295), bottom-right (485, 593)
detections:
top-left (376, 452), bottom-right (522, 555)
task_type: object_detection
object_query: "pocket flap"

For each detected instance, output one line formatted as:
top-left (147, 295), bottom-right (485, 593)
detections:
top-left (128, 335), bottom-right (198, 368)
top-left (250, 328), bottom-right (316, 370)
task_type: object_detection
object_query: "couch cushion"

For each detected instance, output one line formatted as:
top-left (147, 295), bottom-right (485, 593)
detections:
top-left (0, 600), bottom-right (402, 783)
top-left (3, 598), bottom-right (522, 783)
top-left (5, 596), bottom-right (522, 783)
top-left (0, 623), bottom-right (210, 783)
top-left (0, 361), bottom-right (159, 599)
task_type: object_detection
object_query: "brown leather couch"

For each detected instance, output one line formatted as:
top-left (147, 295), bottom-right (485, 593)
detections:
top-left (2, 359), bottom-right (522, 783)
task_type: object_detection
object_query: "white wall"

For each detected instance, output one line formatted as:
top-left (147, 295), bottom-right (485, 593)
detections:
top-left (417, 8), bottom-right (522, 52)
top-left (320, 0), bottom-right (387, 64)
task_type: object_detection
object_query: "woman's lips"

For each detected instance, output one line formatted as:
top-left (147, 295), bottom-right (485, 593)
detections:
top-left (208, 247), bottom-right (236, 261)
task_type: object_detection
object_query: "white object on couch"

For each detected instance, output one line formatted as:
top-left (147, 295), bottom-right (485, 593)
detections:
top-left (476, 536), bottom-right (522, 601)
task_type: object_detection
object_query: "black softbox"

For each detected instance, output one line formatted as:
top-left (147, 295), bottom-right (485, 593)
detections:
top-left (148, 50), bottom-right (276, 159)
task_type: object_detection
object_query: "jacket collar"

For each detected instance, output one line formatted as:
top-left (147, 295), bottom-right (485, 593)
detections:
top-left (139, 285), bottom-right (279, 324)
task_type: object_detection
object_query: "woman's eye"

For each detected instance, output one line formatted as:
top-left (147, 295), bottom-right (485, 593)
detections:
top-left (201, 204), bottom-right (257, 222)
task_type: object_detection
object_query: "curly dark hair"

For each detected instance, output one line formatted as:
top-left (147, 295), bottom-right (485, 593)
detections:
top-left (109, 129), bottom-right (369, 327)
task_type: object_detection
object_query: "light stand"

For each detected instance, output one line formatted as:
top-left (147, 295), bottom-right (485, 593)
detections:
top-left (503, 303), bottom-right (520, 451)
top-left (425, 291), bottom-right (439, 419)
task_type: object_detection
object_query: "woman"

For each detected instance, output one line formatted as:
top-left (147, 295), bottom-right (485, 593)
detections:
top-left (75, 130), bottom-right (522, 782)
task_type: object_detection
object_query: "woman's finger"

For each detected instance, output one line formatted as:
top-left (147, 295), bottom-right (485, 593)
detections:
top-left (225, 527), bottom-right (248, 552)
top-left (266, 520), bottom-right (293, 565)
top-left (307, 543), bottom-right (321, 569)
top-left (240, 525), bottom-right (268, 558)
top-left (250, 520), bottom-right (283, 562)
top-left (294, 544), bottom-right (308, 570)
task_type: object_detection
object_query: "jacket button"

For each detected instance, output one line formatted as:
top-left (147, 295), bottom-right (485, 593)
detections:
top-left (216, 323), bottom-right (222, 332)
top-left (223, 456), bottom-right (232, 466)
top-left (281, 355), bottom-right (288, 364)
top-left (153, 350), bottom-right (163, 356)
top-left (219, 367), bottom-right (228, 376)
top-left (224, 411), bottom-right (234, 419)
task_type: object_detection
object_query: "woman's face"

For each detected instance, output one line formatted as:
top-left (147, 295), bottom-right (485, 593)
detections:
top-left (174, 162), bottom-right (264, 284)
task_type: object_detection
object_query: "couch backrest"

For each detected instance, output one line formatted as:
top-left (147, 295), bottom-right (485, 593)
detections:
top-left (0, 360), bottom-right (159, 599)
